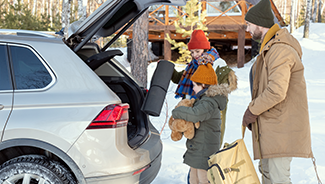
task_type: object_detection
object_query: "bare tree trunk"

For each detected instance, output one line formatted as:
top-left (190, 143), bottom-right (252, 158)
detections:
top-left (290, 0), bottom-right (296, 33)
top-left (87, 0), bottom-right (90, 16)
top-left (284, 0), bottom-right (287, 19)
top-left (72, 0), bottom-right (76, 19)
top-left (47, 0), bottom-right (49, 16)
top-left (130, 10), bottom-right (149, 88)
top-left (49, 0), bottom-right (53, 27)
top-left (32, 0), bottom-right (37, 15)
top-left (312, 0), bottom-right (317, 22)
top-left (78, 0), bottom-right (87, 20)
top-left (318, 0), bottom-right (323, 22)
top-left (304, 0), bottom-right (312, 38)
top-left (42, 0), bottom-right (45, 14)
top-left (296, 0), bottom-right (300, 28)
top-left (78, 0), bottom-right (83, 19)
top-left (62, 0), bottom-right (71, 36)
top-left (57, 0), bottom-right (61, 17)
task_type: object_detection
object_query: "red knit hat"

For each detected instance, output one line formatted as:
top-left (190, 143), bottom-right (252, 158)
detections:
top-left (187, 30), bottom-right (210, 50)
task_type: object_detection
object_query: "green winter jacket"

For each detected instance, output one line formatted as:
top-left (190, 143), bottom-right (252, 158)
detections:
top-left (172, 84), bottom-right (229, 170)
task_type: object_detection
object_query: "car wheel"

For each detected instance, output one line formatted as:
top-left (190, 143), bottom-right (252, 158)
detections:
top-left (0, 155), bottom-right (77, 184)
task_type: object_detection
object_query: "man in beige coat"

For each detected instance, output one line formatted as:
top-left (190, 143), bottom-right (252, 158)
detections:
top-left (242, 0), bottom-right (313, 183)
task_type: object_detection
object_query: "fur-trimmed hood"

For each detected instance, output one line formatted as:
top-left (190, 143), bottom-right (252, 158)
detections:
top-left (205, 84), bottom-right (232, 98)
top-left (205, 69), bottom-right (238, 98)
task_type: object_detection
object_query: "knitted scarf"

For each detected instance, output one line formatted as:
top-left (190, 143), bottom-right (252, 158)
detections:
top-left (175, 48), bottom-right (220, 99)
top-left (175, 59), bottom-right (198, 99)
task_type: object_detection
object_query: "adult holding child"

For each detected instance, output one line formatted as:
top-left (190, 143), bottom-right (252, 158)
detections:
top-left (242, 0), bottom-right (313, 183)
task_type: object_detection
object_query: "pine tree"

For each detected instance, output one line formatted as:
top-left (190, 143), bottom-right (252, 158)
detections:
top-left (0, 0), bottom-right (52, 31)
top-left (165, 0), bottom-right (208, 63)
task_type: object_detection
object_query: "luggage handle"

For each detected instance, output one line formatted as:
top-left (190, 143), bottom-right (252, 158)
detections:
top-left (242, 125), bottom-right (246, 139)
top-left (224, 159), bottom-right (246, 173)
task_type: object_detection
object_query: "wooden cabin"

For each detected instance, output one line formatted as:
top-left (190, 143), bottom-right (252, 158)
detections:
top-left (125, 0), bottom-right (286, 68)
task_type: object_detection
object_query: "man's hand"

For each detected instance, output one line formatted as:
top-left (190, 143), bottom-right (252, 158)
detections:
top-left (242, 107), bottom-right (258, 131)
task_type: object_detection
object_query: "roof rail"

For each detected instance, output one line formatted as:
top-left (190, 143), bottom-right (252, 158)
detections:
top-left (0, 29), bottom-right (56, 38)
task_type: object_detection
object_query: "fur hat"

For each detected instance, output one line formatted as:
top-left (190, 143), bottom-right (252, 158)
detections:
top-left (191, 63), bottom-right (218, 85)
top-left (245, 0), bottom-right (275, 28)
top-left (187, 30), bottom-right (210, 50)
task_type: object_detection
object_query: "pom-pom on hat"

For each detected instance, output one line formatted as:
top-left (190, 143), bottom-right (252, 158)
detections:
top-left (191, 63), bottom-right (218, 85)
top-left (187, 30), bottom-right (210, 50)
top-left (245, 0), bottom-right (275, 28)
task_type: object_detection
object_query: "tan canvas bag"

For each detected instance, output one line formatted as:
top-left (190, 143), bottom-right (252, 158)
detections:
top-left (207, 126), bottom-right (260, 184)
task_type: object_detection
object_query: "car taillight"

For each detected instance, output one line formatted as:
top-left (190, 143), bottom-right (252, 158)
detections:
top-left (87, 103), bottom-right (129, 129)
top-left (132, 165), bottom-right (150, 175)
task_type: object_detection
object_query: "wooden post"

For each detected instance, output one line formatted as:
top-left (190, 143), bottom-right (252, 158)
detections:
top-left (164, 29), bottom-right (171, 61)
top-left (240, 0), bottom-right (247, 22)
top-left (202, 0), bottom-right (206, 11)
top-left (165, 5), bottom-right (169, 25)
top-left (237, 27), bottom-right (245, 68)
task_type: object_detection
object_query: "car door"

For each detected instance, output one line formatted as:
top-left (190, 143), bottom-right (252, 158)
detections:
top-left (0, 44), bottom-right (13, 141)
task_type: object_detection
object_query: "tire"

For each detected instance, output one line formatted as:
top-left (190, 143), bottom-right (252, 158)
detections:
top-left (0, 155), bottom-right (77, 184)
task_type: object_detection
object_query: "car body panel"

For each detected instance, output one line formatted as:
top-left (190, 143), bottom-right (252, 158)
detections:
top-left (67, 125), bottom-right (162, 180)
top-left (0, 42), bottom-right (13, 140)
top-left (0, 93), bottom-right (13, 140)
top-left (1, 37), bottom-right (120, 151)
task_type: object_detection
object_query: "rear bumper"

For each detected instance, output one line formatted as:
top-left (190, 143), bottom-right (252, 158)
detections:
top-left (85, 151), bottom-right (161, 184)
top-left (139, 151), bottom-right (162, 184)
top-left (68, 123), bottom-right (162, 184)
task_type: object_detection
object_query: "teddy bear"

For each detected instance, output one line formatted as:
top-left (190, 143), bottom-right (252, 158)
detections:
top-left (169, 98), bottom-right (200, 141)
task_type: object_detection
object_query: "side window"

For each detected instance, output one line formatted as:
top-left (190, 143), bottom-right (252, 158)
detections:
top-left (0, 45), bottom-right (12, 90)
top-left (10, 45), bottom-right (52, 90)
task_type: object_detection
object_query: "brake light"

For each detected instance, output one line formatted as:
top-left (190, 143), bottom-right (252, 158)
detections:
top-left (87, 104), bottom-right (129, 129)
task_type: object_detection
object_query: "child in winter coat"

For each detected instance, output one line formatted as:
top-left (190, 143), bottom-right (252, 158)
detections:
top-left (171, 29), bottom-right (221, 99)
top-left (171, 29), bottom-right (238, 149)
top-left (172, 63), bottom-right (229, 184)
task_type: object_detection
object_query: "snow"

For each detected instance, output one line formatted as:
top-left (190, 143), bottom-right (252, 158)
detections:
top-left (115, 23), bottom-right (325, 183)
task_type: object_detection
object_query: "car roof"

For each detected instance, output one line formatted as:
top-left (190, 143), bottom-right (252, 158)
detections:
top-left (0, 29), bottom-right (63, 44)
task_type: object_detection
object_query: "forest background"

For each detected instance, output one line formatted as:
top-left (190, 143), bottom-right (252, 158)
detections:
top-left (0, 0), bottom-right (324, 44)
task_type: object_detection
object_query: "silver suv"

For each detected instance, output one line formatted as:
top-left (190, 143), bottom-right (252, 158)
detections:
top-left (0, 0), bottom-right (185, 183)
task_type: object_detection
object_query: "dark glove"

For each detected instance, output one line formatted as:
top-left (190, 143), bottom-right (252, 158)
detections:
top-left (242, 107), bottom-right (258, 131)
top-left (171, 69), bottom-right (184, 84)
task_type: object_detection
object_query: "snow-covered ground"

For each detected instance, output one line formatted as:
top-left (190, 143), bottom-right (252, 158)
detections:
top-left (114, 23), bottom-right (325, 183)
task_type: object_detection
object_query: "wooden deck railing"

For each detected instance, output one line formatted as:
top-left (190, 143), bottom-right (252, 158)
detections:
top-left (148, 0), bottom-right (251, 28)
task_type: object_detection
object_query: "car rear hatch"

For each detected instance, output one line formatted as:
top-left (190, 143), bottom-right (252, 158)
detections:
top-left (64, 0), bottom-right (185, 149)
top-left (65, 0), bottom-right (186, 52)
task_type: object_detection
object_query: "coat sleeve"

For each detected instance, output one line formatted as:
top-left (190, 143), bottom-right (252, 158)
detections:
top-left (249, 44), bottom-right (296, 115)
top-left (171, 68), bottom-right (184, 84)
top-left (172, 98), bottom-right (218, 123)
